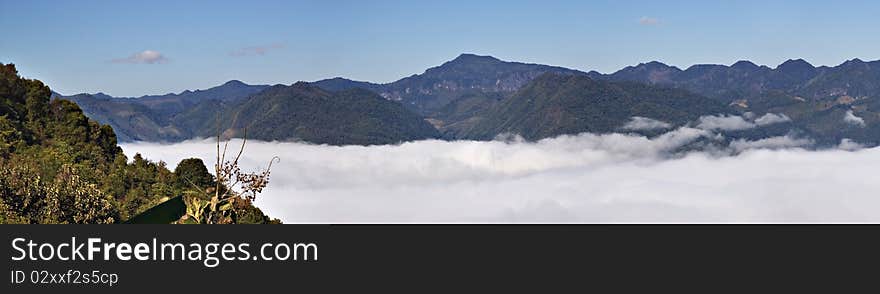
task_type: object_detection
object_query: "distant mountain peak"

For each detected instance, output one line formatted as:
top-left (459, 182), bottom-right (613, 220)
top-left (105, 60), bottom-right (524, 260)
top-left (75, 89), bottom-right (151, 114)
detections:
top-left (731, 60), bottom-right (759, 69)
top-left (839, 58), bottom-right (866, 67)
top-left (607, 61), bottom-right (680, 84)
top-left (643, 61), bottom-right (670, 67)
top-left (776, 59), bottom-right (816, 79)
top-left (290, 81), bottom-right (329, 94)
top-left (683, 63), bottom-right (726, 72)
top-left (625, 61), bottom-right (679, 72)
top-left (454, 53), bottom-right (499, 60)
top-left (444, 53), bottom-right (503, 66)
top-left (223, 80), bottom-right (247, 87)
top-left (291, 81), bottom-right (312, 87)
top-left (311, 77), bottom-right (383, 93)
top-left (778, 59), bottom-right (815, 70)
top-left (91, 92), bottom-right (115, 99)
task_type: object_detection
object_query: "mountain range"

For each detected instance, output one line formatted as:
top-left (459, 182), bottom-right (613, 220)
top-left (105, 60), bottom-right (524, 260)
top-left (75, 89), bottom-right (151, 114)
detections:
top-left (461, 73), bottom-right (732, 140)
top-left (58, 53), bottom-right (880, 146)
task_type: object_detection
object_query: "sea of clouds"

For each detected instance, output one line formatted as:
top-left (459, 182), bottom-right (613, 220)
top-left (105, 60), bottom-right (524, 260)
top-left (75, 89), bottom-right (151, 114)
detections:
top-left (120, 115), bottom-right (880, 223)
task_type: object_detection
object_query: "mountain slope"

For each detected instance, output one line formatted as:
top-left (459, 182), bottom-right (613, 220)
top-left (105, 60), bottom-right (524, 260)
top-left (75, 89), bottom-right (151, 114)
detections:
top-left (60, 80), bottom-right (271, 141)
top-left (203, 83), bottom-right (440, 145)
top-left (61, 80), bottom-right (440, 145)
top-left (61, 93), bottom-right (185, 141)
top-left (133, 80), bottom-right (270, 113)
top-left (311, 77), bottom-right (383, 92)
top-left (59, 54), bottom-right (880, 145)
top-left (464, 73), bottom-right (731, 140)
top-left (313, 53), bottom-right (587, 114)
top-left (602, 58), bottom-right (880, 105)
top-left (599, 58), bottom-right (880, 145)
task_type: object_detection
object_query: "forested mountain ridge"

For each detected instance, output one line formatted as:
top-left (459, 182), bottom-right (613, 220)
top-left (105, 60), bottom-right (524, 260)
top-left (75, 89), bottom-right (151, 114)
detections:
top-left (57, 54), bottom-right (880, 146)
top-left (597, 59), bottom-right (880, 145)
top-left (313, 55), bottom-right (880, 145)
top-left (61, 80), bottom-right (271, 141)
top-left (0, 63), bottom-right (277, 224)
top-left (462, 73), bottom-right (733, 140)
top-left (599, 58), bottom-right (880, 105)
top-left (60, 80), bottom-right (439, 145)
top-left (315, 54), bottom-right (588, 114)
top-left (310, 54), bottom-right (598, 137)
top-left (198, 82), bottom-right (441, 145)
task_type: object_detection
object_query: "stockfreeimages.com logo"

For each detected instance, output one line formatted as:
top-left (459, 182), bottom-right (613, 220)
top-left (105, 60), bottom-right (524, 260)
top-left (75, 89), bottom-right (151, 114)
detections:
top-left (11, 237), bottom-right (318, 268)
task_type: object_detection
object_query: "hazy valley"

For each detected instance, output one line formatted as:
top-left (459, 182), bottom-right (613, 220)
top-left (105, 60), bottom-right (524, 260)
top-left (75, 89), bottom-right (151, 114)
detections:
top-left (9, 53), bottom-right (880, 223)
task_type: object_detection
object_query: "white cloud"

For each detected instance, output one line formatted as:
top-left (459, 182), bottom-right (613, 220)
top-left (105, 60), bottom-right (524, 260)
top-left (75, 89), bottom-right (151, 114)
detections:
top-left (844, 110), bottom-right (866, 127)
top-left (638, 16), bottom-right (660, 26)
top-left (754, 113), bottom-right (791, 126)
top-left (111, 50), bottom-right (169, 64)
top-left (121, 129), bottom-right (880, 223)
top-left (838, 138), bottom-right (865, 151)
top-left (621, 116), bottom-right (671, 131)
top-left (230, 43), bottom-right (285, 57)
top-left (696, 114), bottom-right (755, 131)
top-left (729, 135), bottom-right (813, 152)
top-left (696, 113), bottom-right (790, 131)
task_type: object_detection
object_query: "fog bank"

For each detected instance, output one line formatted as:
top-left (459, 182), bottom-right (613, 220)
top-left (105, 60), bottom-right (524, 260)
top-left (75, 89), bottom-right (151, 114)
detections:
top-left (120, 130), bottom-right (880, 223)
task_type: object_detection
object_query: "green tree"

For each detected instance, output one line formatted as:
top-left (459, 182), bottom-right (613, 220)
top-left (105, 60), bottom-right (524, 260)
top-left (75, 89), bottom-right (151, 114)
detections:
top-left (174, 158), bottom-right (214, 189)
top-left (0, 165), bottom-right (117, 224)
top-left (1, 63), bottom-right (280, 224)
top-left (0, 115), bottom-right (22, 157)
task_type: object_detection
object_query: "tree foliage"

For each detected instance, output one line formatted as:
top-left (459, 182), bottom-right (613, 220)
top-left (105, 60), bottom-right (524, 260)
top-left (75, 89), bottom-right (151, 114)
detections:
top-left (174, 158), bottom-right (214, 189)
top-left (0, 63), bottom-right (278, 224)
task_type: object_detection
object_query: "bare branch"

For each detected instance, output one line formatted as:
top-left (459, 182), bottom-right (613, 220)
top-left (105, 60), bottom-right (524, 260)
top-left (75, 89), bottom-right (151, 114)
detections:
top-left (232, 129), bottom-right (247, 166)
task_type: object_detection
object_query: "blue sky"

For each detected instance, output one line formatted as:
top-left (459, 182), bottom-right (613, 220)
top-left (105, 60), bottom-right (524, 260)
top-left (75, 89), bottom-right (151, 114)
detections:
top-left (2, 0), bottom-right (879, 97)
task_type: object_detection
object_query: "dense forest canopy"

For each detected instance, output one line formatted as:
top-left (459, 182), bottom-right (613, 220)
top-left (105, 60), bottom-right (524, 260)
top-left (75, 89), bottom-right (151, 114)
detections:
top-left (0, 63), bottom-right (277, 224)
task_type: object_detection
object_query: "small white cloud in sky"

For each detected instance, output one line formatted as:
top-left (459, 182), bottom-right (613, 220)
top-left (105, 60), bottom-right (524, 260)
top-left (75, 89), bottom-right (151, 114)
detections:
top-left (638, 16), bottom-right (660, 26)
top-left (111, 50), bottom-right (169, 64)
